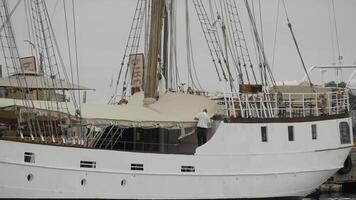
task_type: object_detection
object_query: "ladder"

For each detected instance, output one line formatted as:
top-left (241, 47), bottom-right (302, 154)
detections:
top-left (225, 0), bottom-right (257, 84)
top-left (192, 0), bottom-right (228, 82)
top-left (115, 0), bottom-right (146, 99)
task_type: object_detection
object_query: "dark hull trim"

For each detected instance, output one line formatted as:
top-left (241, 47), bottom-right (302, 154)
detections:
top-left (0, 137), bottom-right (194, 155)
top-left (1, 197), bottom-right (303, 200)
top-left (225, 113), bottom-right (349, 123)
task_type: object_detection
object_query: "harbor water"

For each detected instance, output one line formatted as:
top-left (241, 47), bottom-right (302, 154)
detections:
top-left (304, 193), bottom-right (356, 200)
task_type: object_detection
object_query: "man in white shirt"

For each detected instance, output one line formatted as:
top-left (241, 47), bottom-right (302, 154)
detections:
top-left (194, 109), bottom-right (211, 146)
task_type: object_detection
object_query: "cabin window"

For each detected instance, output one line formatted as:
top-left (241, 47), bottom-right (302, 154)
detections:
top-left (80, 161), bottom-right (96, 168)
top-left (339, 122), bottom-right (351, 144)
top-left (131, 163), bottom-right (144, 171)
top-left (288, 126), bottom-right (294, 141)
top-left (181, 165), bottom-right (195, 172)
top-left (24, 152), bottom-right (35, 163)
top-left (261, 126), bottom-right (267, 142)
top-left (311, 124), bottom-right (317, 140)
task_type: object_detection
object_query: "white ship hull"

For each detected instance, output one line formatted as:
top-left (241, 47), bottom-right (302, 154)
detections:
top-left (0, 117), bottom-right (352, 199)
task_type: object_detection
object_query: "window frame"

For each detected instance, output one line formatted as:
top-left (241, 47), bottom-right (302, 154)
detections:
top-left (261, 126), bottom-right (268, 142)
top-left (131, 163), bottom-right (144, 171)
top-left (80, 160), bottom-right (96, 168)
top-left (288, 126), bottom-right (294, 141)
top-left (311, 124), bottom-right (317, 140)
top-left (339, 121), bottom-right (351, 144)
top-left (24, 152), bottom-right (35, 163)
top-left (181, 165), bottom-right (195, 172)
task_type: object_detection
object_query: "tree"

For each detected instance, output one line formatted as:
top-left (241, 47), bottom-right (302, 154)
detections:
top-left (324, 81), bottom-right (346, 88)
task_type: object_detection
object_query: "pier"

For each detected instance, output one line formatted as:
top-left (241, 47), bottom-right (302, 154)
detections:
top-left (320, 146), bottom-right (356, 193)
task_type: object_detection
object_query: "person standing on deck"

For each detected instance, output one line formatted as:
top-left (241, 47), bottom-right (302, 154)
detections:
top-left (195, 109), bottom-right (211, 146)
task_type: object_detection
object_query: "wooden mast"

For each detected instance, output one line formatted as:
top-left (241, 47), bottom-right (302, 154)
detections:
top-left (144, 0), bottom-right (165, 105)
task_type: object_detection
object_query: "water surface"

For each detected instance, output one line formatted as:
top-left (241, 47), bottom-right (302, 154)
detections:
top-left (304, 193), bottom-right (356, 200)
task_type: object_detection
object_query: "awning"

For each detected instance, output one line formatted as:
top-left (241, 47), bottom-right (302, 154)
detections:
top-left (0, 92), bottom-right (219, 129)
top-left (0, 73), bottom-right (94, 90)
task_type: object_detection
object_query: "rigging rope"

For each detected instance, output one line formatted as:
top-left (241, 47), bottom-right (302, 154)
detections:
top-left (72, 0), bottom-right (82, 115)
top-left (50, 0), bottom-right (59, 21)
top-left (0, 0), bottom-right (41, 138)
top-left (36, 0), bottom-right (67, 135)
top-left (258, 0), bottom-right (263, 48)
top-left (331, 0), bottom-right (343, 85)
top-left (24, 0), bottom-right (34, 55)
top-left (43, 0), bottom-right (75, 113)
top-left (112, 0), bottom-right (145, 102)
top-left (168, 0), bottom-right (181, 90)
top-left (282, 0), bottom-right (314, 90)
top-left (185, 0), bottom-right (203, 90)
top-left (41, 0), bottom-right (77, 113)
top-left (35, 0), bottom-right (60, 114)
top-left (192, 0), bottom-right (226, 82)
top-left (247, 0), bottom-right (260, 79)
top-left (245, 0), bottom-right (276, 86)
top-left (271, 0), bottom-right (280, 72)
top-left (0, 0), bottom-right (21, 33)
top-left (232, 0), bottom-right (257, 84)
top-left (63, 0), bottom-right (77, 108)
top-left (221, 0), bottom-right (243, 84)
top-left (331, 0), bottom-right (342, 65)
top-left (327, 0), bottom-right (336, 65)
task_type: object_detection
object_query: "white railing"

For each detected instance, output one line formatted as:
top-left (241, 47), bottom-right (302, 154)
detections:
top-left (210, 89), bottom-right (350, 118)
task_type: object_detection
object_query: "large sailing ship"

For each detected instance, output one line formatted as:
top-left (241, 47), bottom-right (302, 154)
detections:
top-left (0, 0), bottom-right (353, 199)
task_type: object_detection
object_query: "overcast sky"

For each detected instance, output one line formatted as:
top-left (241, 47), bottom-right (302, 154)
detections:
top-left (9, 0), bottom-right (356, 103)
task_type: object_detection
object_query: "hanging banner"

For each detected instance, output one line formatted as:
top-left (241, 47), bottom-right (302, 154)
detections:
top-left (20, 56), bottom-right (37, 73)
top-left (129, 53), bottom-right (144, 91)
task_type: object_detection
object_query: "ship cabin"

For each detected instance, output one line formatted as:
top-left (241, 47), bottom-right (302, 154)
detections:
top-left (81, 84), bottom-right (350, 155)
top-left (0, 56), bottom-right (93, 144)
top-left (0, 56), bottom-right (92, 101)
top-left (0, 82), bottom-right (350, 155)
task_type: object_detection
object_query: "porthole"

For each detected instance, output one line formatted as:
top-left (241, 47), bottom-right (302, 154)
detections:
top-left (27, 174), bottom-right (34, 182)
top-left (81, 178), bottom-right (87, 186)
top-left (121, 179), bottom-right (126, 187)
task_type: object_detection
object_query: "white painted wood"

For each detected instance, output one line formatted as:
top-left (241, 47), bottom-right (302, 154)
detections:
top-left (0, 117), bottom-right (352, 199)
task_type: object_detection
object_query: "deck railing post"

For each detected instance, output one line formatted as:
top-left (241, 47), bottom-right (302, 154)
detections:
top-left (315, 93), bottom-right (319, 116)
top-left (344, 90), bottom-right (349, 112)
top-left (230, 93), bottom-right (236, 118)
top-left (289, 93), bottom-right (292, 118)
top-left (256, 95), bottom-right (260, 118)
top-left (328, 93), bottom-right (332, 115)
top-left (336, 92), bottom-right (339, 114)
top-left (302, 93), bottom-right (305, 117)
top-left (245, 94), bottom-right (249, 117)
top-left (274, 93), bottom-right (278, 117)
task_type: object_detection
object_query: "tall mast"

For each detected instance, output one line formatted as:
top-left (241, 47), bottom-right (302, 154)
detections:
top-left (144, 0), bottom-right (165, 104)
top-left (162, 7), bottom-right (169, 88)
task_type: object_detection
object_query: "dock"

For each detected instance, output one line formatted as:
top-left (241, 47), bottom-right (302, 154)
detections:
top-left (320, 145), bottom-right (356, 193)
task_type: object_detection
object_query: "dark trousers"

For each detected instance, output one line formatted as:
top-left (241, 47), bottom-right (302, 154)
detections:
top-left (197, 127), bottom-right (207, 146)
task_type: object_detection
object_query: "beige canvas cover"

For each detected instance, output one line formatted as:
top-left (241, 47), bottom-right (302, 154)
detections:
top-left (0, 73), bottom-right (93, 90)
top-left (0, 92), bottom-right (218, 129)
